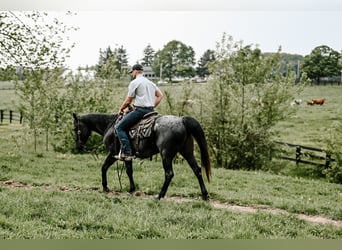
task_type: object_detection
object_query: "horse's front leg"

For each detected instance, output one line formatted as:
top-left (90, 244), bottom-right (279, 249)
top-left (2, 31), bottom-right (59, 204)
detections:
top-left (125, 161), bottom-right (136, 194)
top-left (101, 153), bottom-right (116, 192)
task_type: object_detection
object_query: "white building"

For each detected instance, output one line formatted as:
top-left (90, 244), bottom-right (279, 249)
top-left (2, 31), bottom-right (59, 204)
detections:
top-left (142, 66), bottom-right (158, 81)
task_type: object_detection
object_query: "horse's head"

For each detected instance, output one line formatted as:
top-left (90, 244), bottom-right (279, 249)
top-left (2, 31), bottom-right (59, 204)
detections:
top-left (73, 113), bottom-right (91, 152)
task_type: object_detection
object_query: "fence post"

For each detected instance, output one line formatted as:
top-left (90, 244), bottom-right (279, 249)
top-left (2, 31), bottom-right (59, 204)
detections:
top-left (325, 153), bottom-right (331, 168)
top-left (0, 110), bottom-right (3, 123)
top-left (9, 110), bottom-right (13, 123)
top-left (295, 146), bottom-right (301, 166)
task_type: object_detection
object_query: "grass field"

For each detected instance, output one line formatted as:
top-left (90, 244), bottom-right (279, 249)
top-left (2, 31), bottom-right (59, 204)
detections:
top-left (0, 83), bottom-right (342, 238)
top-left (274, 85), bottom-right (342, 147)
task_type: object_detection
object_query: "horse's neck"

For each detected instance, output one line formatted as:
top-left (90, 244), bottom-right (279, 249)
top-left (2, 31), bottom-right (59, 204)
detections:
top-left (85, 114), bottom-right (115, 136)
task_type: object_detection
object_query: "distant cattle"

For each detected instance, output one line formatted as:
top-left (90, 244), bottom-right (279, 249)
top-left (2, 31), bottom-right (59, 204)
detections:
top-left (290, 99), bottom-right (303, 106)
top-left (311, 98), bottom-right (326, 105)
top-left (307, 101), bottom-right (315, 105)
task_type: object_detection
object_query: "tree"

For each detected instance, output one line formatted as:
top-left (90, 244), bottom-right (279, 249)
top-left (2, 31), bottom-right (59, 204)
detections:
top-left (152, 40), bottom-right (196, 81)
top-left (0, 65), bottom-right (17, 80)
top-left (0, 11), bottom-right (76, 151)
top-left (0, 11), bottom-right (75, 69)
top-left (114, 45), bottom-right (129, 77)
top-left (197, 49), bottom-right (216, 78)
top-left (301, 45), bottom-right (342, 82)
top-left (141, 43), bottom-right (155, 66)
top-left (204, 34), bottom-right (309, 169)
top-left (264, 53), bottom-right (304, 78)
top-left (95, 46), bottom-right (120, 79)
top-left (97, 46), bottom-right (114, 67)
top-left (95, 45), bottom-right (128, 79)
top-left (324, 121), bottom-right (342, 184)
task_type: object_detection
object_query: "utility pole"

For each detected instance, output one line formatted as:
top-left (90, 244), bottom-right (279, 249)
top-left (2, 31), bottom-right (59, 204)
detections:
top-left (297, 60), bottom-right (300, 80)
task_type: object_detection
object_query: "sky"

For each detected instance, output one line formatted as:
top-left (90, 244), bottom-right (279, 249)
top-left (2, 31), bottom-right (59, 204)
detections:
top-left (2, 0), bottom-right (342, 70)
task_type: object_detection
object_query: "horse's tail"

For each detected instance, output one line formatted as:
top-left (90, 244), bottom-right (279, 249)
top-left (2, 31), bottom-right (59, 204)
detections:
top-left (182, 116), bottom-right (211, 182)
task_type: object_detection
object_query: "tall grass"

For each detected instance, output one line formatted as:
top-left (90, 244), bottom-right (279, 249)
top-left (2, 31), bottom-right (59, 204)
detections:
top-left (1, 83), bottom-right (342, 238)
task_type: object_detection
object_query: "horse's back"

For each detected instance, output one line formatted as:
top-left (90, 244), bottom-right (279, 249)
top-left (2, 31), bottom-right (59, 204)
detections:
top-left (154, 115), bottom-right (185, 133)
top-left (154, 115), bottom-right (187, 144)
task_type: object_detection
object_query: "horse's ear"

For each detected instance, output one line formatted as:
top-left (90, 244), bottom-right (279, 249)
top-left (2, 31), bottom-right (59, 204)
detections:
top-left (73, 113), bottom-right (78, 121)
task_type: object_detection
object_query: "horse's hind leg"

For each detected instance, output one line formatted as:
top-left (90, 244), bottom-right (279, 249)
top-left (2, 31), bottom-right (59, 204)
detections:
top-left (157, 156), bottom-right (176, 199)
top-left (181, 153), bottom-right (209, 200)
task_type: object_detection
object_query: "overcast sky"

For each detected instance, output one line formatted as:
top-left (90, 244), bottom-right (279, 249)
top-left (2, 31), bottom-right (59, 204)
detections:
top-left (2, 0), bottom-right (342, 70)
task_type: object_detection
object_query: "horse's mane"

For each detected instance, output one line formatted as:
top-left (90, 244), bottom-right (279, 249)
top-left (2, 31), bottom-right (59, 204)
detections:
top-left (81, 113), bottom-right (117, 123)
top-left (80, 113), bottom-right (118, 135)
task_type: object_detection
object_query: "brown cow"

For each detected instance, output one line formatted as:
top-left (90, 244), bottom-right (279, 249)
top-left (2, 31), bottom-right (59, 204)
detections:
top-left (311, 98), bottom-right (326, 105)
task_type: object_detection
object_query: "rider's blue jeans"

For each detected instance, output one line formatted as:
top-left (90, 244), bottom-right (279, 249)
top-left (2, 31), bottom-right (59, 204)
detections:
top-left (115, 107), bottom-right (153, 155)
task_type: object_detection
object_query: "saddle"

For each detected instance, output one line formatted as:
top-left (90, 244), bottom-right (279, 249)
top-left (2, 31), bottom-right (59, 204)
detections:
top-left (126, 111), bottom-right (159, 157)
top-left (114, 111), bottom-right (159, 153)
top-left (128, 111), bottom-right (159, 139)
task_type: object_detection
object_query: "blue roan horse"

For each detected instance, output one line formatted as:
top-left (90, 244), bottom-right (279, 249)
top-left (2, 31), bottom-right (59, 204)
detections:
top-left (73, 113), bottom-right (211, 200)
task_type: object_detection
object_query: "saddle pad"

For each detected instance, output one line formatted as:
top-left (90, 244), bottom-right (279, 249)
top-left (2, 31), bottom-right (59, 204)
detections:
top-left (128, 114), bottom-right (158, 139)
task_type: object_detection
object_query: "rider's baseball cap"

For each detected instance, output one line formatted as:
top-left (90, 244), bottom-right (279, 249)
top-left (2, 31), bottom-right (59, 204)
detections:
top-left (128, 64), bottom-right (143, 73)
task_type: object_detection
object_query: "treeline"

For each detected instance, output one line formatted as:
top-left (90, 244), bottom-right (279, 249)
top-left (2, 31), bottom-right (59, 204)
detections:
top-left (2, 44), bottom-right (341, 85)
top-left (92, 43), bottom-right (342, 84)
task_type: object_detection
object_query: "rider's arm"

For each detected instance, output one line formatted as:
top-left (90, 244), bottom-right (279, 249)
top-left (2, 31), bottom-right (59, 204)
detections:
top-left (154, 87), bottom-right (163, 108)
top-left (118, 96), bottom-right (134, 114)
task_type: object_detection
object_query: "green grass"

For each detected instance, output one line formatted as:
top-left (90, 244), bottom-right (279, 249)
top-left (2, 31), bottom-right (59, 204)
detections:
top-left (1, 186), bottom-right (341, 239)
top-left (274, 85), bottom-right (342, 147)
top-left (0, 90), bottom-right (18, 111)
top-left (1, 84), bottom-right (342, 238)
top-left (270, 85), bottom-right (342, 178)
top-left (1, 124), bottom-right (342, 238)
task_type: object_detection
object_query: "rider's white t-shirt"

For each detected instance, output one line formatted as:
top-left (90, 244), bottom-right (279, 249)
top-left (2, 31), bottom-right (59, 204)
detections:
top-left (128, 74), bottom-right (158, 107)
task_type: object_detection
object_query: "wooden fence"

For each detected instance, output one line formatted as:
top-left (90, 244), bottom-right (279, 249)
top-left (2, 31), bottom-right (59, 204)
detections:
top-left (0, 110), bottom-right (23, 124)
top-left (275, 141), bottom-right (335, 168)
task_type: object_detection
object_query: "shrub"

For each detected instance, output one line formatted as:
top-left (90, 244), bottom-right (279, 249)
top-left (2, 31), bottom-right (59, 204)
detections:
top-left (204, 34), bottom-right (308, 170)
top-left (324, 121), bottom-right (342, 183)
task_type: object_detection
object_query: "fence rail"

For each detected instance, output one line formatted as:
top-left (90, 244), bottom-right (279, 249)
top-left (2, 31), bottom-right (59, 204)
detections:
top-left (275, 141), bottom-right (335, 168)
top-left (0, 110), bottom-right (23, 124)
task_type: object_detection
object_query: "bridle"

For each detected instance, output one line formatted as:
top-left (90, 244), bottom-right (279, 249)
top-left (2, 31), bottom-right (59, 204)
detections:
top-left (75, 117), bottom-right (100, 156)
top-left (76, 118), bottom-right (82, 147)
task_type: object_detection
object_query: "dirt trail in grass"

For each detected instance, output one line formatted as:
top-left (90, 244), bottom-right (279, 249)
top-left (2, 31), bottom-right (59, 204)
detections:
top-left (1, 180), bottom-right (342, 228)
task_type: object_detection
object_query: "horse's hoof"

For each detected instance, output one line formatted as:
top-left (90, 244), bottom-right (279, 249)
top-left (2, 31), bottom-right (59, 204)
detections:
top-left (202, 195), bottom-right (209, 201)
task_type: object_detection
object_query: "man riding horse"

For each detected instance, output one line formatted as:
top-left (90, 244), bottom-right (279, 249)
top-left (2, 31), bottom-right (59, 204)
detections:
top-left (73, 65), bottom-right (211, 200)
top-left (115, 64), bottom-right (164, 161)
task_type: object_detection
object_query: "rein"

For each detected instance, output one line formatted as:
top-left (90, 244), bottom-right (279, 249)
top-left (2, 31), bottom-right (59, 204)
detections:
top-left (116, 161), bottom-right (125, 191)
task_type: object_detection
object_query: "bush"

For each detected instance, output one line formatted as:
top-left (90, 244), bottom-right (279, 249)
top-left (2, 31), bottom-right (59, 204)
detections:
top-left (324, 121), bottom-right (342, 183)
top-left (49, 73), bottom-right (123, 153)
top-left (204, 34), bottom-right (308, 170)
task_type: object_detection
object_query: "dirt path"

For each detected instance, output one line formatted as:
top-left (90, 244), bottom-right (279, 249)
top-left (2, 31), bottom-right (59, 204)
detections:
top-left (2, 180), bottom-right (342, 228)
